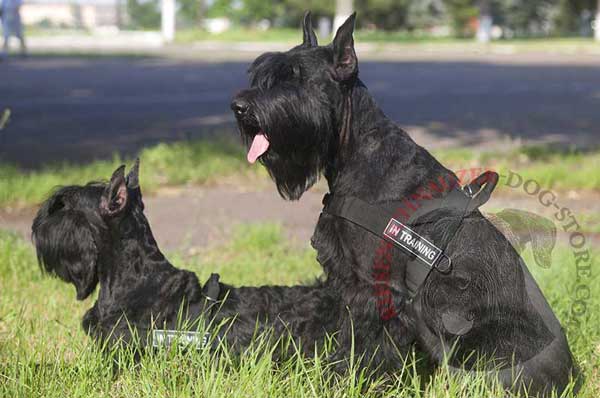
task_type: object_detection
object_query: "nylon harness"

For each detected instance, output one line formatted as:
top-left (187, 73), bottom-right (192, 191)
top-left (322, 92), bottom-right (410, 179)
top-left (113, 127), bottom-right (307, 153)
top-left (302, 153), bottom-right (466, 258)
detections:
top-left (322, 170), bottom-right (499, 296)
top-left (321, 170), bottom-right (574, 379)
top-left (152, 273), bottom-right (223, 349)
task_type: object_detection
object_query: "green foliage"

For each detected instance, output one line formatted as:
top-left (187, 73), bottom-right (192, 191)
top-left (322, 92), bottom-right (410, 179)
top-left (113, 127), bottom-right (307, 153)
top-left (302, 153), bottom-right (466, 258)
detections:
top-left (0, 224), bottom-right (598, 396)
top-left (433, 146), bottom-right (600, 191)
top-left (173, 0), bottom-right (598, 37)
top-left (127, 0), bottom-right (161, 29)
top-left (494, 0), bottom-right (554, 36)
top-left (552, 0), bottom-right (597, 35)
top-left (406, 0), bottom-right (448, 30)
top-left (444, 0), bottom-right (478, 37)
top-left (205, 0), bottom-right (235, 18)
top-left (178, 0), bottom-right (204, 26)
top-left (235, 0), bottom-right (281, 22)
top-left (355, 0), bottom-right (412, 30)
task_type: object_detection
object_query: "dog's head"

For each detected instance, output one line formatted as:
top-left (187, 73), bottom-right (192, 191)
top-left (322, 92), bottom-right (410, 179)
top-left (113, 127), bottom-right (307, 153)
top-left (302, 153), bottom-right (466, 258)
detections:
top-left (231, 11), bottom-right (359, 200)
top-left (32, 160), bottom-right (143, 300)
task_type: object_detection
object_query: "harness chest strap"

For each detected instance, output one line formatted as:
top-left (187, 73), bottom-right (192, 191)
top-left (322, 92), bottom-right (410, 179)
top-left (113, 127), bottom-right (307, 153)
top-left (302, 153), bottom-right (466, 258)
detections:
top-left (322, 171), bottom-right (499, 296)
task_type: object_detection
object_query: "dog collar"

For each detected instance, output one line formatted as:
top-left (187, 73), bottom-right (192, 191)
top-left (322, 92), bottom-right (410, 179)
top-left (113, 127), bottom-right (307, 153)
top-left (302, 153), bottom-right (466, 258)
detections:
top-left (322, 171), bottom-right (498, 296)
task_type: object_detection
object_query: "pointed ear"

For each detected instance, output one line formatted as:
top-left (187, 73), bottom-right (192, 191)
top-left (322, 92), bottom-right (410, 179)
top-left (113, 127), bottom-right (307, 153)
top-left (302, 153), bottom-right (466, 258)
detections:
top-left (301, 11), bottom-right (318, 47)
top-left (332, 12), bottom-right (358, 82)
top-left (100, 165), bottom-right (128, 217)
top-left (126, 158), bottom-right (140, 190)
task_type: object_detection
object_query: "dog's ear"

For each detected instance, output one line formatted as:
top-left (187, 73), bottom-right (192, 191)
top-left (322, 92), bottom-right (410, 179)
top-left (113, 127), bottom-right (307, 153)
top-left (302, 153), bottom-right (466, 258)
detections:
top-left (301, 11), bottom-right (318, 47)
top-left (331, 12), bottom-right (357, 82)
top-left (101, 165), bottom-right (128, 217)
top-left (33, 204), bottom-right (99, 300)
top-left (126, 158), bottom-right (140, 190)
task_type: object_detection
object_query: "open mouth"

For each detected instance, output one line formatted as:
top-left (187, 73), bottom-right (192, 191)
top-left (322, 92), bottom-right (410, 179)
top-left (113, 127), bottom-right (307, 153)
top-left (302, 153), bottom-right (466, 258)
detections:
top-left (238, 118), bottom-right (270, 164)
top-left (247, 132), bottom-right (270, 164)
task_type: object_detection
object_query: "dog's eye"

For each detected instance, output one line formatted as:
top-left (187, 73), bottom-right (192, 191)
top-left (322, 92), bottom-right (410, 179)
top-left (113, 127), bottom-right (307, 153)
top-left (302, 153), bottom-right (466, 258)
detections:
top-left (48, 198), bottom-right (65, 214)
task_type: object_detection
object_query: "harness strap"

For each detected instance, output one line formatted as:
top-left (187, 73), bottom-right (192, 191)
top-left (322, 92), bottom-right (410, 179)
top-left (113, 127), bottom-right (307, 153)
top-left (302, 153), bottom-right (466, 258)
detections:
top-left (322, 171), bottom-right (498, 296)
top-left (152, 273), bottom-right (223, 349)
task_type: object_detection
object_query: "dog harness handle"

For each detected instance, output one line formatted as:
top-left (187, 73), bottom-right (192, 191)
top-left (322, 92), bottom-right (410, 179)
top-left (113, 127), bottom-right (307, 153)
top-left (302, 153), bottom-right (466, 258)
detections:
top-left (322, 171), bottom-right (499, 296)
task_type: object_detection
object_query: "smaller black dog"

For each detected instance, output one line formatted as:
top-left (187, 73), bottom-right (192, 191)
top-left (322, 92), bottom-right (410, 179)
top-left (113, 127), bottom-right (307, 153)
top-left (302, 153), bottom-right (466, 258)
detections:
top-left (32, 161), bottom-right (339, 351)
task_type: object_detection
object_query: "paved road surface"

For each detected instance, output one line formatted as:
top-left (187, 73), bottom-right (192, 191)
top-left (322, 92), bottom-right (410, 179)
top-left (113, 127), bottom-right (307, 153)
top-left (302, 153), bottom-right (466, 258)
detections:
top-left (1, 54), bottom-right (600, 168)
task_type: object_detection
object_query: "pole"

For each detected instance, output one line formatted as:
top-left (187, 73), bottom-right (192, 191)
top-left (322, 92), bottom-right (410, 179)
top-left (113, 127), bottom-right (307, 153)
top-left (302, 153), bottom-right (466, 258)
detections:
top-left (161, 0), bottom-right (176, 43)
top-left (595, 0), bottom-right (600, 41)
top-left (334, 0), bottom-right (353, 34)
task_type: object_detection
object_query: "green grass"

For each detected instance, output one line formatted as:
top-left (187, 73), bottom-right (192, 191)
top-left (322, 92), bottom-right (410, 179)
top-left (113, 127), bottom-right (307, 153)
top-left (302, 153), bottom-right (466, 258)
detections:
top-left (174, 28), bottom-right (600, 52)
top-left (0, 223), bottom-right (598, 397)
top-left (1, 141), bottom-right (598, 210)
top-left (176, 27), bottom-right (301, 43)
top-left (432, 145), bottom-right (600, 191)
top-left (0, 138), bottom-right (262, 209)
top-left (175, 27), bottom-right (459, 44)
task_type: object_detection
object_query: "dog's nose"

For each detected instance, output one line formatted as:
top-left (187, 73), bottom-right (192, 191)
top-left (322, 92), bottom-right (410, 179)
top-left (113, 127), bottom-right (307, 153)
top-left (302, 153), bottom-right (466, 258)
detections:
top-left (231, 99), bottom-right (249, 116)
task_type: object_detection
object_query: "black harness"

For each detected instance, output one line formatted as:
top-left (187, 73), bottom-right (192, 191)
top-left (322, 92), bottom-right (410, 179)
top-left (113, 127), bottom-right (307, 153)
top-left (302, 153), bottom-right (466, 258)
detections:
top-left (152, 273), bottom-right (223, 349)
top-left (322, 171), bottom-right (499, 296)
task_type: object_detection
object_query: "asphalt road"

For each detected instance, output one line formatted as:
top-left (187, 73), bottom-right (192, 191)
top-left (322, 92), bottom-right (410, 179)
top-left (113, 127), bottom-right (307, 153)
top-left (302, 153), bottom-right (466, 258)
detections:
top-left (1, 54), bottom-right (599, 168)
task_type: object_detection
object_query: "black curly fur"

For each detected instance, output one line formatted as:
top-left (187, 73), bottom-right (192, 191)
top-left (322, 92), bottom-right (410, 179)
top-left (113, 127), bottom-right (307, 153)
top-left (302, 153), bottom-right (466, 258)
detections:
top-left (32, 161), bottom-right (343, 356)
top-left (230, 11), bottom-right (579, 397)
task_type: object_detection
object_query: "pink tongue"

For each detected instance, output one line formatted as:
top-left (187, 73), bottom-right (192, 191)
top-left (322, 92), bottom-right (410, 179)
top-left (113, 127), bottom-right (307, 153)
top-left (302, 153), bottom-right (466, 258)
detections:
top-left (247, 133), bottom-right (270, 164)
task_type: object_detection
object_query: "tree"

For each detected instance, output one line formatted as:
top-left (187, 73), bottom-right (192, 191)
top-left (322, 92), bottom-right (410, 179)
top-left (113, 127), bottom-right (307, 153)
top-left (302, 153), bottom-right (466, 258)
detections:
top-left (127, 0), bottom-right (161, 29)
top-left (406, 0), bottom-right (447, 31)
top-left (444, 0), bottom-right (478, 37)
top-left (178, 0), bottom-right (206, 26)
top-left (355, 0), bottom-right (412, 30)
top-left (494, 0), bottom-right (555, 37)
top-left (552, 0), bottom-right (596, 35)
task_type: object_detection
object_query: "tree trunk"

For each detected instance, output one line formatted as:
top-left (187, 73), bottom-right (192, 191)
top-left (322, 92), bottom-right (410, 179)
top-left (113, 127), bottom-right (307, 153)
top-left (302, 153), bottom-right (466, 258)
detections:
top-left (161, 0), bottom-right (176, 43)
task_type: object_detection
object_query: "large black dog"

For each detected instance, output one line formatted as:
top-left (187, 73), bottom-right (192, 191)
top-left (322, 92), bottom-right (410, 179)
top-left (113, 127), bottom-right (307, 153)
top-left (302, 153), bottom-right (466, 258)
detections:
top-left (32, 161), bottom-right (340, 352)
top-left (231, 11), bottom-right (578, 396)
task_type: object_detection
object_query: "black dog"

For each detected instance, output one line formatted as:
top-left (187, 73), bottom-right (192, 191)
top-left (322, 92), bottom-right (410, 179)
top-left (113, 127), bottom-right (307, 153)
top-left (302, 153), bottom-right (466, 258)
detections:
top-left (231, 12), bottom-right (578, 396)
top-left (32, 161), bottom-right (340, 353)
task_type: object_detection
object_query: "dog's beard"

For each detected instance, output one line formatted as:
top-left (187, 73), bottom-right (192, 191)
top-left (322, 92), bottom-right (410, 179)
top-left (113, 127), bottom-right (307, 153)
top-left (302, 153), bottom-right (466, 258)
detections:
top-left (240, 88), bottom-right (332, 200)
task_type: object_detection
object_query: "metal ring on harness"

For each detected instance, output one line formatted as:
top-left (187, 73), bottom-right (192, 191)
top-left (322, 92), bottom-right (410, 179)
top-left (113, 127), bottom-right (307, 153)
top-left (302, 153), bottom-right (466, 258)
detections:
top-left (463, 171), bottom-right (499, 212)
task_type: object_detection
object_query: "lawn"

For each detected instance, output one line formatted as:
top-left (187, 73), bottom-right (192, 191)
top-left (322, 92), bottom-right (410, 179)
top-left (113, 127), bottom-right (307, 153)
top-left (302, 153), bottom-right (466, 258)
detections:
top-left (0, 224), bottom-right (598, 397)
top-left (174, 28), bottom-right (600, 54)
top-left (432, 145), bottom-right (600, 192)
top-left (0, 138), bottom-right (264, 209)
top-left (1, 139), bottom-right (598, 209)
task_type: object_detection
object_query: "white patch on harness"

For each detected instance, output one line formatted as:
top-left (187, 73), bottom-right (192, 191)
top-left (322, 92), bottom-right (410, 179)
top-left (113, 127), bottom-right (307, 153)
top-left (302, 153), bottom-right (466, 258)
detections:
top-left (152, 329), bottom-right (209, 348)
top-left (383, 218), bottom-right (442, 267)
